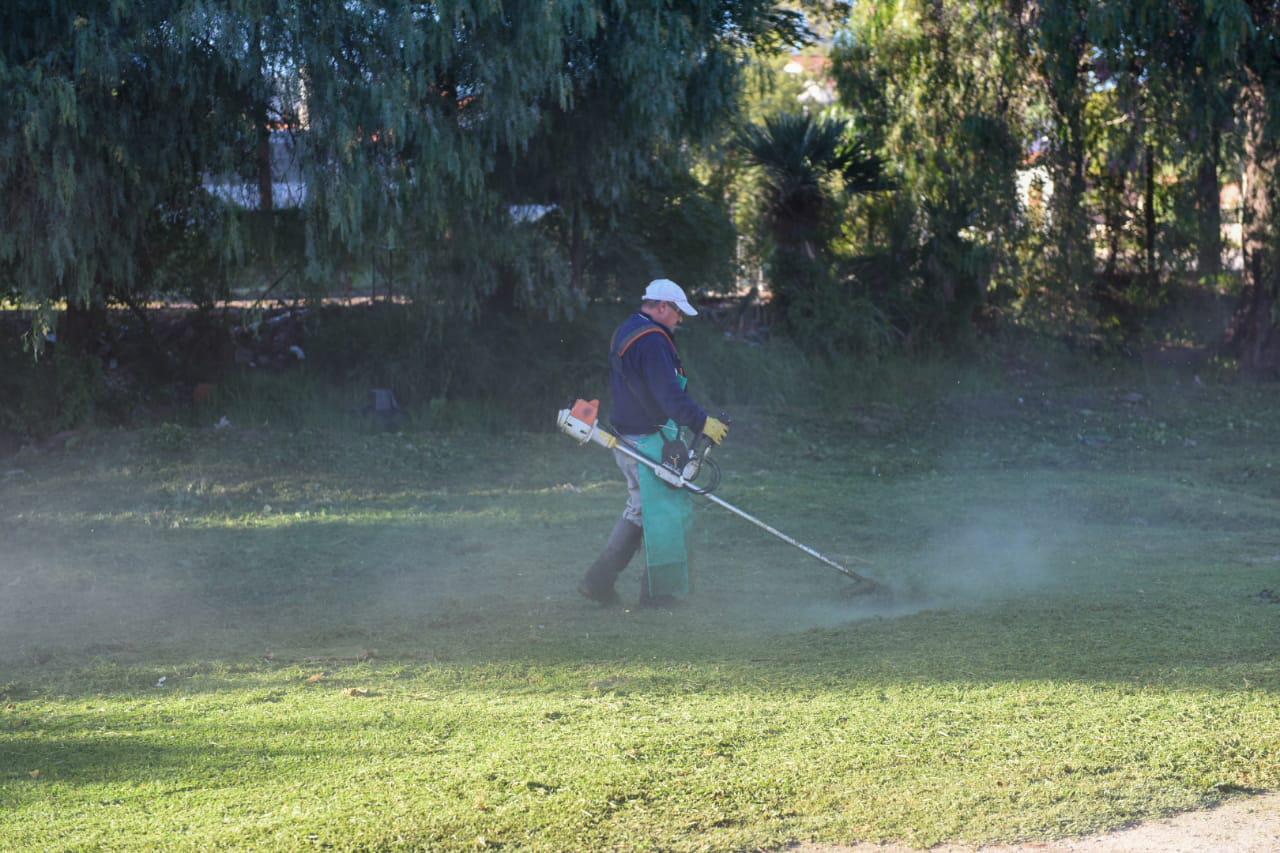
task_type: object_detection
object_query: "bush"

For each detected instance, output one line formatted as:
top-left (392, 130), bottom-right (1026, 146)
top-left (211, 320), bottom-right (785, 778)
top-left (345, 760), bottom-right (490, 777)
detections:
top-left (3, 300), bottom-right (987, 439)
top-left (0, 344), bottom-right (106, 437)
top-left (211, 302), bottom-right (842, 432)
top-left (142, 422), bottom-right (192, 453)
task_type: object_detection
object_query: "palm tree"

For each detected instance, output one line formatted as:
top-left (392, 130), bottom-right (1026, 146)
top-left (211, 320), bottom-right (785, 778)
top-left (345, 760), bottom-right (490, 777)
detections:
top-left (737, 113), bottom-right (888, 314)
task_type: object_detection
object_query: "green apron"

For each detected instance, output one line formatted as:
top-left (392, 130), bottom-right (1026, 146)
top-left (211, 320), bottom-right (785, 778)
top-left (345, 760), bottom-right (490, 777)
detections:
top-left (634, 376), bottom-right (694, 598)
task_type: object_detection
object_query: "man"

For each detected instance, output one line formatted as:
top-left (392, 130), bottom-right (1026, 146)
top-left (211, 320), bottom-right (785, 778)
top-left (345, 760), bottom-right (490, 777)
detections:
top-left (576, 278), bottom-right (730, 606)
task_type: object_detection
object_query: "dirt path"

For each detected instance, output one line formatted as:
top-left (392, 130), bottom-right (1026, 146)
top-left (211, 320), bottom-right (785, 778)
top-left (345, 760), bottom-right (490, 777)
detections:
top-left (792, 790), bottom-right (1280, 852)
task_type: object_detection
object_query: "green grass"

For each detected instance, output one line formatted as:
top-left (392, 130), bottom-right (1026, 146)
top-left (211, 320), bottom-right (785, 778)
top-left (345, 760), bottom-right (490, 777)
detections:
top-left (1, 361), bottom-right (1279, 850)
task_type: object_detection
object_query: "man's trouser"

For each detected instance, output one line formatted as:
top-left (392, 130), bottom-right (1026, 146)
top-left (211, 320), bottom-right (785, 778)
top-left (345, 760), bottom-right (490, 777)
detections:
top-left (613, 440), bottom-right (646, 527)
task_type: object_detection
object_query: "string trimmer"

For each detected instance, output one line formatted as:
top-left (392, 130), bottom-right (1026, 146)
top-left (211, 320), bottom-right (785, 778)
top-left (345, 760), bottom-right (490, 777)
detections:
top-left (556, 399), bottom-right (883, 594)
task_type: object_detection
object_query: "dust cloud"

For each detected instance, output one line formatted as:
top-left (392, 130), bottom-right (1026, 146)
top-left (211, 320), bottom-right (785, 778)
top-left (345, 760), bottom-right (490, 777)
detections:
top-left (0, 443), bottom-right (1084, 671)
top-left (746, 484), bottom-right (1076, 634)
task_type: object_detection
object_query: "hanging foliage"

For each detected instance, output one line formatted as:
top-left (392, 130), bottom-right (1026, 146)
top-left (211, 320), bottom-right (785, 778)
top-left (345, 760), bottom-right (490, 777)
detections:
top-left (1, 0), bottom-right (799, 350)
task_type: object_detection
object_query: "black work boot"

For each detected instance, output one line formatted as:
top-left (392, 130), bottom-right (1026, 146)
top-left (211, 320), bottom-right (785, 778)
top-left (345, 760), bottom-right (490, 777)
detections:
top-left (577, 518), bottom-right (643, 605)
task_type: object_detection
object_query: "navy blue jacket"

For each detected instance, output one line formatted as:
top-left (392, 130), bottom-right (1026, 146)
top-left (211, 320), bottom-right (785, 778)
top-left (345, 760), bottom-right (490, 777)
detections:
top-left (608, 312), bottom-right (708, 435)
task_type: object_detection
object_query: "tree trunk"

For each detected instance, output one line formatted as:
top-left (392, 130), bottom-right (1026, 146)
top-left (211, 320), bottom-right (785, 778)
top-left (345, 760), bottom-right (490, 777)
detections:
top-left (1048, 72), bottom-right (1090, 293)
top-left (1102, 169), bottom-right (1125, 277)
top-left (1230, 74), bottom-right (1280, 372)
top-left (252, 24), bottom-right (273, 212)
top-left (256, 125), bottom-right (273, 212)
top-left (569, 199), bottom-right (586, 295)
top-left (1143, 143), bottom-right (1156, 291)
top-left (1038, 0), bottom-right (1092, 296)
top-left (1196, 123), bottom-right (1222, 283)
top-left (58, 298), bottom-right (109, 356)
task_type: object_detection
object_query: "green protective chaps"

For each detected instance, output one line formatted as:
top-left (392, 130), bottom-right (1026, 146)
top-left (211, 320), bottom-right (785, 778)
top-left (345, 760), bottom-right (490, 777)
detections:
top-left (635, 419), bottom-right (694, 598)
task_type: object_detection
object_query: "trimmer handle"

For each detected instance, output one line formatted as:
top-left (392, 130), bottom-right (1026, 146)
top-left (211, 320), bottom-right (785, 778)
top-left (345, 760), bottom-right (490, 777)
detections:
top-left (694, 411), bottom-right (731, 447)
top-left (685, 411), bottom-right (730, 480)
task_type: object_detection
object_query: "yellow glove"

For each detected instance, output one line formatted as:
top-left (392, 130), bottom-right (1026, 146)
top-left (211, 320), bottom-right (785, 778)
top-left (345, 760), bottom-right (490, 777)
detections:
top-left (702, 415), bottom-right (730, 445)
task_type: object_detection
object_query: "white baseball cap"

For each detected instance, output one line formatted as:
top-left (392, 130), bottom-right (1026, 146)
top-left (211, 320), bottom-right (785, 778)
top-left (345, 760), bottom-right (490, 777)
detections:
top-left (643, 278), bottom-right (698, 316)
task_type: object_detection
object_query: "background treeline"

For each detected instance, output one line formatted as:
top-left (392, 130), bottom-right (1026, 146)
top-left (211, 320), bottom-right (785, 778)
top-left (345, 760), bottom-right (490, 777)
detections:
top-left (4, 1), bottom-right (1280, 435)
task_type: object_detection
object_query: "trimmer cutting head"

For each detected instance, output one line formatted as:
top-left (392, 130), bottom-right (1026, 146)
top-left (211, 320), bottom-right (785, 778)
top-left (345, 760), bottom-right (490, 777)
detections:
top-left (839, 576), bottom-right (890, 599)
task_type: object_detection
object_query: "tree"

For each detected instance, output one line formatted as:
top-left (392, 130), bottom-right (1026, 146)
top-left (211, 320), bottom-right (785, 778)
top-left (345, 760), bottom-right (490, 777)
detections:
top-left (1, 2), bottom-right (229, 349)
top-left (831, 0), bottom-right (1268, 353)
top-left (1031, 0), bottom-right (1094, 298)
top-left (1228, 0), bottom-right (1280, 371)
top-left (832, 0), bottom-right (1028, 344)
top-left (737, 111), bottom-right (889, 349)
top-left (1079, 0), bottom-right (1254, 344)
top-left (497, 0), bottom-right (807, 297)
top-left (1, 0), bottom-right (801, 352)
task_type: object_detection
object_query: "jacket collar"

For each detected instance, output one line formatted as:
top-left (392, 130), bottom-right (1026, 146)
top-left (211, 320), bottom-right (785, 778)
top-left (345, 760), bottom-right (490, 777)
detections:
top-left (636, 310), bottom-right (674, 335)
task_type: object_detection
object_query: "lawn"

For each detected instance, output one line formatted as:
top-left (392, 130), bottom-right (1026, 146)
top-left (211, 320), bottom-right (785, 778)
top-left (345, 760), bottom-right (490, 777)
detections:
top-left (1, 363), bottom-right (1278, 850)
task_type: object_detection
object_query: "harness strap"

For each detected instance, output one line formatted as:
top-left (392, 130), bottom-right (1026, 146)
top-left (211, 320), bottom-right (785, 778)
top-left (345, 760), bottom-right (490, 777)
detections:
top-left (612, 324), bottom-right (675, 360)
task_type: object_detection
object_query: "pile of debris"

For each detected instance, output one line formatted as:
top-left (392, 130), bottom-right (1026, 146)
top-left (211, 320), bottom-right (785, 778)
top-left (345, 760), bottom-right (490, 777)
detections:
top-left (230, 308), bottom-right (308, 369)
